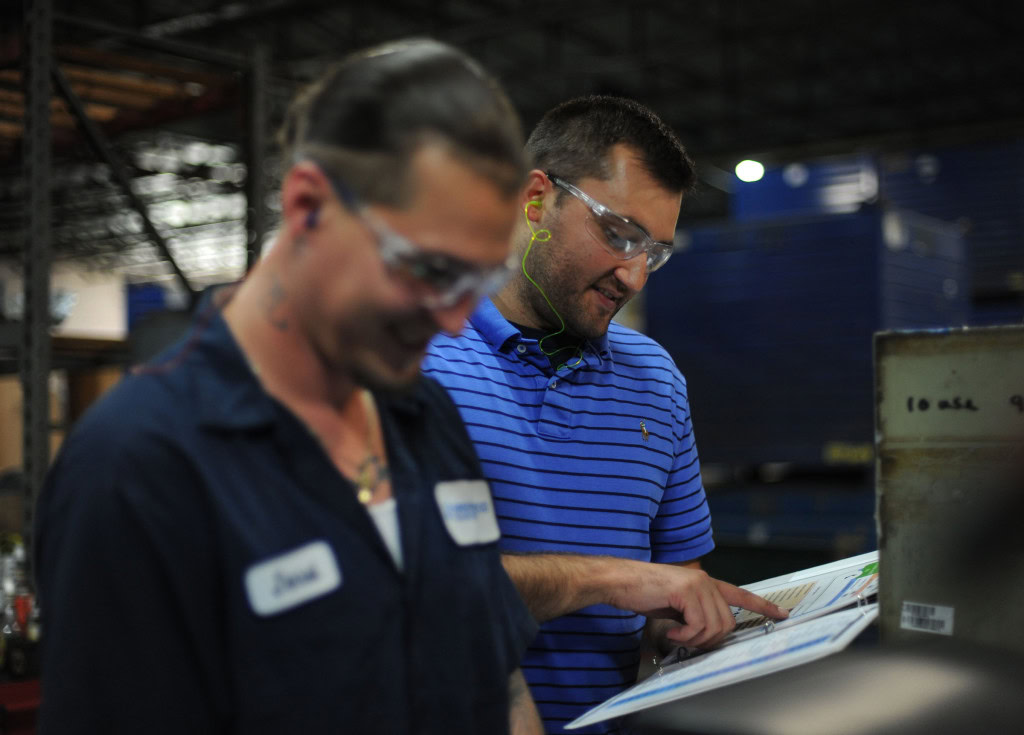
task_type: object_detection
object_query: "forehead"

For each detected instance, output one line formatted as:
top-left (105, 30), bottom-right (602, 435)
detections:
top-left (577, 144), bottom-right (682, 240)
top-left (383, 145), bottom-right (518, 264)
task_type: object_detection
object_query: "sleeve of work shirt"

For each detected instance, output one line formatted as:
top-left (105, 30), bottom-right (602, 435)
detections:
top-left (35, 413), bottom-right (227, 734)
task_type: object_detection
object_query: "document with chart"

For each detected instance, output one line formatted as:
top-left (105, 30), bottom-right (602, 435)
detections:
top-left (565, 552), bottom-right (879, 730)
top-left (728, 550), bottom-right (878, 643)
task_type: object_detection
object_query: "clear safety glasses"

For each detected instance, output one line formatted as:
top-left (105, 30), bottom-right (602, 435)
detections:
top-left (320, 165), bottom-right (516, 309)
top-left (547, 173), bottom-right (675, 273)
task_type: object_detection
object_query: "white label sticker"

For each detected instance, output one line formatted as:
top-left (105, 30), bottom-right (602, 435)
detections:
top-left (900, 600), bottom-right (954, 636)
top-left (245, 540), bottom-right (342, 617)
top-left (435, 479), bottom-right (501, 546)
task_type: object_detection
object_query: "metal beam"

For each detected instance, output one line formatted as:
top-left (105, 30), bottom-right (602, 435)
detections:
top-left (141, 0), bottom-right (330, 41)
top-left (53, 13), bottom-right (248, 69)
top-left (51, 65), bottom-right (199, 305)
top-left (21, 0), bottom-right (53, 583)
top-left (55, 44), bottom-right (232, 87)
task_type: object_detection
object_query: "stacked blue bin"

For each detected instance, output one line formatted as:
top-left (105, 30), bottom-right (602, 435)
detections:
top-left (647, 207), bottom-right (967, 466)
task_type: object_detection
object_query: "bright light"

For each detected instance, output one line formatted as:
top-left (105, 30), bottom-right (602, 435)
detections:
top-left (735, 159), bottom-right (765, 182)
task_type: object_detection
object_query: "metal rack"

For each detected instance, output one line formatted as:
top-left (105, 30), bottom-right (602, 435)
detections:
top-left (11, 2), bottom-right (273, 578)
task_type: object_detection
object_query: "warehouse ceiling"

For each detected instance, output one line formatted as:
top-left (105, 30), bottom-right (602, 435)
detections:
top-left (3, 0), bottom-right (1022, 163)
top-left (0, 0), bottom-right (1022, 280)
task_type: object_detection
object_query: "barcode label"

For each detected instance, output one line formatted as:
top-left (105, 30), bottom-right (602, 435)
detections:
top-left (900, 601), bottom-right (954, 635)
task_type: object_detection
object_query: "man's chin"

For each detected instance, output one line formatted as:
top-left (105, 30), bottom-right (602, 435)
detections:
top-left (352, 355), bottom-right (424, 394)
top-left (567, 313), bottom-right (613, 341)
top-left (567, 295), bottom-right (621, 340)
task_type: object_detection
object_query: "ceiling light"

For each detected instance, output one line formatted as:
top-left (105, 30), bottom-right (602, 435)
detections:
top-left (735, 160), bottom-right (765, 182)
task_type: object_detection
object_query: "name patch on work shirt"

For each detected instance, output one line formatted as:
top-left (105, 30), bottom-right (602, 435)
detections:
top-left (245, 540), bottom-right (342, 616)
top-left (435, 480), bottom-right (501, 546)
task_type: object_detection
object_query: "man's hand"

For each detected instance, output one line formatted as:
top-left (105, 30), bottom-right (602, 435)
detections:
top-left (503, 553), bottom-right (787, 649)
top-left (609, 562), bottom-right (788, 649)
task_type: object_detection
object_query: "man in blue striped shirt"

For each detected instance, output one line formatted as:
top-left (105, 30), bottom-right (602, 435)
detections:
top-left (423, 96), bottom-right (786, 734)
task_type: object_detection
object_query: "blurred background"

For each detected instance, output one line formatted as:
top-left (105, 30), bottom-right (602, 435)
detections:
top-left (1, 0), bottom-right (1023, 590)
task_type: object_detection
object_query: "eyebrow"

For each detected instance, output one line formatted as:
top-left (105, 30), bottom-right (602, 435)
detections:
top-left (617, 211), bottom-right (673, 247)
top-left (549, 173), bottom-right (673, 247)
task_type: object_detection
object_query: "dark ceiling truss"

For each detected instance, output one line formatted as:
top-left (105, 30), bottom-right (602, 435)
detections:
top-left (0, 5), bottom-right (290, 283)
top-left (51, 61), bottom-right (198, 301)
top-left (0, 0), bottom-right (1020, 269)
top-left (58, 0), bottom-right (1016, 159)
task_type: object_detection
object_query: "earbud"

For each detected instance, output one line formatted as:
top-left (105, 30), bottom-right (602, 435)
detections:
top-left (305, 208), bottom-right (319, 230)
top-left (524, 200), bottom-right (550, 243)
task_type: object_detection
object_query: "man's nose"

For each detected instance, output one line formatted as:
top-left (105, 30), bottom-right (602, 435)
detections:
top-left (614, 254), bottom-right (648, 296)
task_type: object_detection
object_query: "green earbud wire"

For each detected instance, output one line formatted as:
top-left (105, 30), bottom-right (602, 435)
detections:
top-left (521, 200), bottom-right (583, 370)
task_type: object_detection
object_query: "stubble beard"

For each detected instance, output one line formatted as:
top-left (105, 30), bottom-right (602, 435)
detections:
top-left (524, 259), bottom-right (618, 341)
top-left (518, 215), bottom-right (620, 341)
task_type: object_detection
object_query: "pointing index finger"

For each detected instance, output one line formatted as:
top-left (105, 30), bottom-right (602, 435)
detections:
top-left (716, 581), bottom-right (789, 620)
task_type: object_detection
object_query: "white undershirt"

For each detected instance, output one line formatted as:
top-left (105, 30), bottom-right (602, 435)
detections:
top-left (365, 497), bottom-right (403, 571)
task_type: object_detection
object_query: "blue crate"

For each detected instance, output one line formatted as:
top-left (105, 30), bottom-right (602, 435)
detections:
top-left (732, 142), bottom-right (1024, 310)
top-left (647, 208), bottom-right (967, 465)
top-left (878, 141), bottom-right (1024, 301)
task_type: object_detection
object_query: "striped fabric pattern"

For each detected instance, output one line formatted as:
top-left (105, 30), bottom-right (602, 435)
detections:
top-left (423, 299), bottom-right (715, 735)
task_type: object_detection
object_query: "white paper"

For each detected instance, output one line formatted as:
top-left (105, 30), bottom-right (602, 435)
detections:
top-left (726, 551), bottom-right (879, 645)
top-left (567, 604), bottom-right (878, 730)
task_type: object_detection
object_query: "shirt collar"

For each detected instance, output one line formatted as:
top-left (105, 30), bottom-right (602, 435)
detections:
top-left (467, 297), bottom-right (522, 353)
top-left (188, 289), bottom-right (280, 431)
top-left (467, 297), bottom-right (613, 362)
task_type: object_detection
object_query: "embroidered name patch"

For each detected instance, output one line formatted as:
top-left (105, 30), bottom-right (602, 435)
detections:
top-left (435, 479), bottom-right (501, 546)
top-left (245, 540), bottom-right (342, 617)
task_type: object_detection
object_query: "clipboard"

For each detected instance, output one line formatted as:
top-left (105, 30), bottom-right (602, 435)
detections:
top-left (566, 552), bottom-right (880, 731)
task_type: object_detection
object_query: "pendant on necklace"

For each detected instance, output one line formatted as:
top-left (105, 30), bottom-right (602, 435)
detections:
top-left (356, 457), bottom-right (378, 505)
top-left (354, 449), bottom-right (388, 506)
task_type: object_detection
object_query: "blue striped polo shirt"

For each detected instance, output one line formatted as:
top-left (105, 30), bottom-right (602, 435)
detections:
top-left (423, 298), bottom-right (715, 735)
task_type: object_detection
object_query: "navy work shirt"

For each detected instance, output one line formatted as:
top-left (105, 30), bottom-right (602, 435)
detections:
top-left (35, 298), bottom-right (536, 734)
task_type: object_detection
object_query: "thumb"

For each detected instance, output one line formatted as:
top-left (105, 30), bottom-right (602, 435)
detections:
top-left (716, 580), bottom-right (789, 619)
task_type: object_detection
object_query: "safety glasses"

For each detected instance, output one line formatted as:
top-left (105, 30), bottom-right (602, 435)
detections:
top-left (547, 173), bottom-right (674, 273)
top-left (318, 164), bottom-right (516, 309)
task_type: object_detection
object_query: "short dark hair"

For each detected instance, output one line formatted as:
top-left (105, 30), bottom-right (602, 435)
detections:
top-left (526, 95), bottom-right (696, 199)
top-left (279, 39), bottom-right (527, 205)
